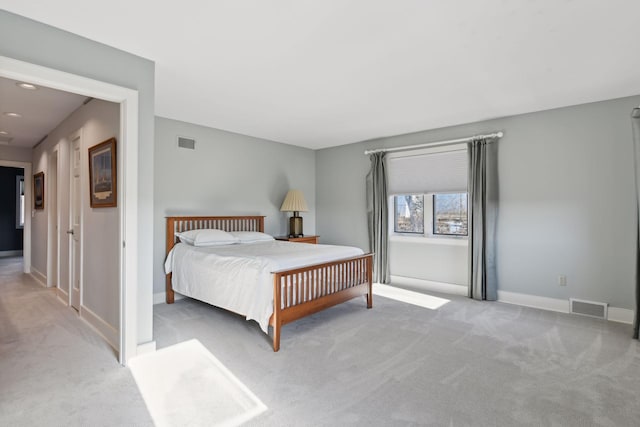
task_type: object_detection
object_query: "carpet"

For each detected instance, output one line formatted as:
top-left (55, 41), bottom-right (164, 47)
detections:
top-left (129, 339), bottom-right (267, 427)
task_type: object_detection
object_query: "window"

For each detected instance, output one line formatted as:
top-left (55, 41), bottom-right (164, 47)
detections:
top-left (16, 175), bottom-right (24, 229)
top-left (433, 193), bottom-right (468, 236)
top-left (394, 195), bottom-right (424, 233)
top-left (392, 192), bottom-right (468, 238)
top-left (387, 145), bottom-right (468, 239)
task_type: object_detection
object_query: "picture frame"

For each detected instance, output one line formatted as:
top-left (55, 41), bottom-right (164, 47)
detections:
top-left (88, 137), bottom-right (117, 208)
top-left (33, 171), bottom-right (44, 210)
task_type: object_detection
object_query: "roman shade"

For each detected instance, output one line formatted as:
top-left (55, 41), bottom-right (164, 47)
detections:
top-left (387, 148), bottom-right (467, 195)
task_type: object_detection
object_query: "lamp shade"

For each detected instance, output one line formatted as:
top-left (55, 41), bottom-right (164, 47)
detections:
top-left (280, 189), bottom-right (308, 212)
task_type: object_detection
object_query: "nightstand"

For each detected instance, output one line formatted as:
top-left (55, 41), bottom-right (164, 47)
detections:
top-left (274, 235), bottom-right (319, 244)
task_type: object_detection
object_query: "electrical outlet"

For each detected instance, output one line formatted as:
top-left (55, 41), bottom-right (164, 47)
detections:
top-left (558, 275), bottom-right (567, 286)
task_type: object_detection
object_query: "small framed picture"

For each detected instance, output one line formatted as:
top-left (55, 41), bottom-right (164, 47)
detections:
top-left (88, 137), bottom-right (117, 208)
top-left (33, 172), bottom-right (44, 210)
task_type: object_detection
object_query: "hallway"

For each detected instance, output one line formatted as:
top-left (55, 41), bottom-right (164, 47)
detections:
top-left (0, 257), bottom-right (151, 425)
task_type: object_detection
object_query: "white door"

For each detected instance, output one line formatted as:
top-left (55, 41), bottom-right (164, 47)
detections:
top-left (69, 132), bottom-right (82, 311)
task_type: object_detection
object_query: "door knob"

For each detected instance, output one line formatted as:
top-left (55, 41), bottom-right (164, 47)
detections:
top-left (66, 230), bottom-right (74, 235)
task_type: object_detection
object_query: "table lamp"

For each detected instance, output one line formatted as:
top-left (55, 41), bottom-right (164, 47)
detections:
top-left (280, 189), bottom-right (308, 237)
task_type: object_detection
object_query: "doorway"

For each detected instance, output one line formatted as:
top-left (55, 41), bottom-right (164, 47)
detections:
top-left (0, 55), bottom-right (139, 365)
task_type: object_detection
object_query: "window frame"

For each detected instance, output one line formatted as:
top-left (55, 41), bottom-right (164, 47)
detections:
top-left (393, 194), bottom-right (424, 234)
top-left (390, 192), bottom-right (468, 240)
top-left (432, 192), bottom-right (468, 237)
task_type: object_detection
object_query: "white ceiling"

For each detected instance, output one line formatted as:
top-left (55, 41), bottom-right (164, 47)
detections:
top-left (0, 76), bottom-right (86, 148)
top-left (2, 1), bottom-right (640, 149)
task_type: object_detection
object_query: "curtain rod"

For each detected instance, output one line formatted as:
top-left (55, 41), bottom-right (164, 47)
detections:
top-left (364, 131), bottom-right (504, 155)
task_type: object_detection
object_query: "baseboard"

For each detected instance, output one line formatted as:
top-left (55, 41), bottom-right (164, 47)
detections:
top-left (30, 267), bottom-right (47, 287)
top-left (497, 290), bottom-right (634, 325)
top-left (56, 287), bottom-right (69, 305)
top-left (80, 305), bottom-right (119, 351)
top-left (389, 275), bottom-right (467, 296)
top-left (497, 290), bottom-right (569, 314)
top-left (0, 250), bottom-right (23, 258)
top-left (137, 340), bottom-right (157, 356)
top-left (153, 291), bottom-right (185, 305)
top-left (607, 307), bottom-right (635, 324)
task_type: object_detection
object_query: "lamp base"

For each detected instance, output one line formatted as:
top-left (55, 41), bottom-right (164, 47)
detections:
top-left (289, 216), bottom-right (304, 238)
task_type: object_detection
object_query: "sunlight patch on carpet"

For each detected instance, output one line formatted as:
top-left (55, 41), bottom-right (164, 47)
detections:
top-left (374, 283), bottom-right (450, 309)
top-left (129, 339), bottom-right (266, 427)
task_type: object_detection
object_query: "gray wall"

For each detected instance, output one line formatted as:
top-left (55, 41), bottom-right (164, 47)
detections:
top-left (0, 10), bottom-right (155, 344)
top-left (317, 95), bottom-right (640, 310)
top-left (154, 117), bottom-right (316, 295)
top-left (0, 146), bottom-right (32, 163)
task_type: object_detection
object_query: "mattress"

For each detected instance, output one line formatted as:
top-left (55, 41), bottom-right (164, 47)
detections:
top-left (164, 240), bottom-right (364, 333)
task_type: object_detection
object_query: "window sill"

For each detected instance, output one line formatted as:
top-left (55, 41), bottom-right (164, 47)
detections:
top-left (390, 234), bottom-right (468, 246)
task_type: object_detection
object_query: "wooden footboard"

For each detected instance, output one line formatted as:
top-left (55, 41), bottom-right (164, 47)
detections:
top-left (269, 253), bottom-right (373, 351)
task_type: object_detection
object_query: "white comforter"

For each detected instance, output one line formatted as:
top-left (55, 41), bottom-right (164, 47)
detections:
top-left (164, 241), bottom-right (364, 333)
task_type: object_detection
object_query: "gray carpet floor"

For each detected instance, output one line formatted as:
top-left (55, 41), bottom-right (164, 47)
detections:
top-left (155, 290), bottom-right (640, 426)
top-left (2, 255), bottom-right (640, 426)
top-left (0, 257), bottom-right (152, 426)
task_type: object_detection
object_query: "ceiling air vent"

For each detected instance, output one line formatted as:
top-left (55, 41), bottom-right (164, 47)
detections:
top-left (569, 298), bottom-right (607, 319)
top-left (177, 136), bottom-right (196, 150)
top-left (0, 135), bottom-right (13, 145)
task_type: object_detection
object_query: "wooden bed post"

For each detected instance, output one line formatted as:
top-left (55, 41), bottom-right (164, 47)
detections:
top-left (272, 274), bottom-right (282, 352)
top-left (366, 255), bottom-right (373, 309)
top-left (166, 217), bottom-right (175, 304)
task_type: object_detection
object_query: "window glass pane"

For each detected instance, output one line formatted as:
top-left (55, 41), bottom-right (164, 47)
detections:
top-left (17, 176), bottom-right (25, 229)
top-left (394, 195), bottom-right (424, 233)
top-left (433, 193), bottom-right (468, 236)
top-left (20, 195), bottom-right (25, 226)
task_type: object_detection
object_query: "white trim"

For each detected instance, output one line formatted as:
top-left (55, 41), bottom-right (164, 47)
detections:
top-left (389, 234), bottom-right (468, 246)
top-left (389, 275), bottom-right (467, 296)
top-left (497, 290), bottom-right (569, 313)
top-left (497, 291), bottom-right (634, 325)
top-left (0, 160), bottom-right (31, 273)
top-left (153, 291), bottom-right (185, 305)
top-left (80, 305), bottom-right (119, 350)
top-left (607, 307), bottom-right (635, 324)
top-left (0, 55), bottom-right (139, 365)
top-left (0, 250), bottom-right (23, 258)
top-left (30, 267), bottom-right (47, 287)
top-left (56, 287), bottom-right (69, 305)
top-left (46, 146), bottom-right (59, 288)
top-left (136, 341), bottom-right (157, 356)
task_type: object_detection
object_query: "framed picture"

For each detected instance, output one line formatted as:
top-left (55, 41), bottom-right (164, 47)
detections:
top-left (33, 172), bottom-right (44, 210)
top-left (88, 137), bottom-right (117, 208)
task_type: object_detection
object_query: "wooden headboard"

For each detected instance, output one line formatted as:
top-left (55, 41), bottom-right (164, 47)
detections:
top-left (166, 215), bottom-right (265, 254)
top-left (165, 215), bottom-right (265, 304)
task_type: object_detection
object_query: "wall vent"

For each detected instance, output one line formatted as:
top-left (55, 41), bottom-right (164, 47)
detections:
top-left (569, 298), bottom-right (608, 319)
top-left (177, 136), bottom-right (196, 150)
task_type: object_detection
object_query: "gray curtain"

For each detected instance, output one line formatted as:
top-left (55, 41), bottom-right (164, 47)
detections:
top-left (468, 138), bottom-right (498, 300)
top-left (366, 152), bottom-right (390, 283)
top-left (632, 108), bottom-right (640, 339)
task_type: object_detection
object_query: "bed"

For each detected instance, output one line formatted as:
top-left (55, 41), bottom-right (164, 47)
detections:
top-left (165, 215), bottom-right (373, 351)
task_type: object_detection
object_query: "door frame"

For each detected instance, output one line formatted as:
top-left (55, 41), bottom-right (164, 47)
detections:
top-left (0, 55), bottom-right (139, 365)
top-left (0, 160), bottom-right (31, 272)
top-left (68, 129), bottom-right (82, 310)
top-left (46, 146), bottom-right (59, 289)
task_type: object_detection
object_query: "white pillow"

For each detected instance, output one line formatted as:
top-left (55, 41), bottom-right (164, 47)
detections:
top-left (176, 229), bottom-right (239, 246)
top-left (229, 231), bottom-right (275, 243)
